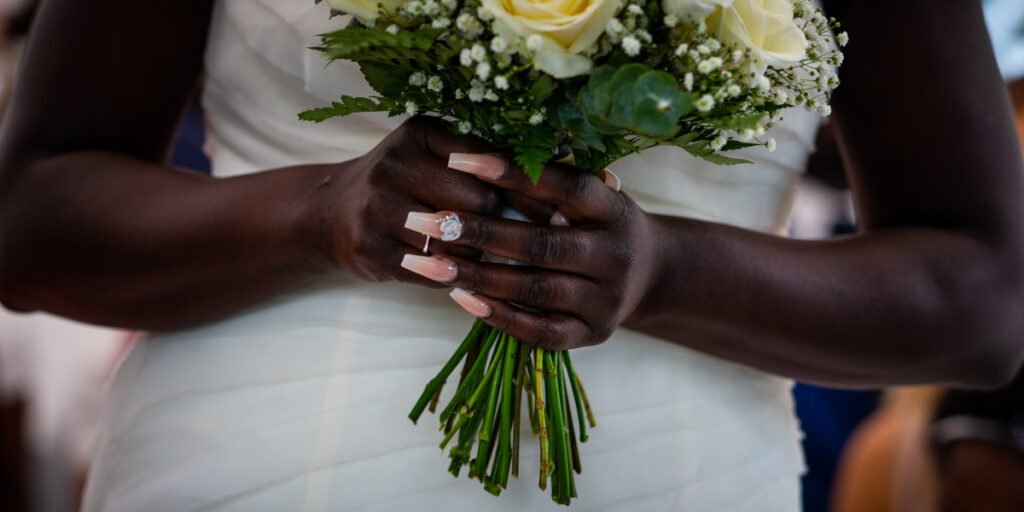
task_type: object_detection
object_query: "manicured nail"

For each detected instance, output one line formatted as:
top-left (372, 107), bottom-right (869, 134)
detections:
top-left (449, 153), bottom-right (506, 180)
top-left (404, 212), bottom-right (443, 238)
top-left (449, 288), bottom-right (491, 318)
top-left (549, 211), bottom-right (570, 226)
top-left (402, 254), bottom-right (457, 283)
top-left (600, 169), bottom-right (622, 192)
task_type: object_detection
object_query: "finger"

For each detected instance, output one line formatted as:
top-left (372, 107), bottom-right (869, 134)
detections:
top-left (448, 289), bottom-right (598, 351)
top-left (403, 211), bottom-right (615, 276)
top-left (399, 254), bottom-right (596, 314)
top-left (501, 190), bottom-right (559, 225)
top-left (447, 152), bottom-right (626, 224)
top-left (393, 209), bottom-right (480, 260)
top-left (403, 115), bottom-right (493, 160)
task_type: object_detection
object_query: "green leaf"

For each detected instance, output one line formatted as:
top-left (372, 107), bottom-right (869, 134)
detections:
top-left (554, 103), bottom-right (605, 152)
top-left (514, 145), bottom-right (551, 184)
top-left (627, 72), bottom-right (691, 137)
top-left (529, 75), bottom-right (558, 107)
top-left (578, 64), bottom-right (691, 139)
top-left (699, 153), bottom-right (752, 166)
top-left (298, 95), bottom-right (393, 122)
top-left (359, 62), bottom-right (411, 97)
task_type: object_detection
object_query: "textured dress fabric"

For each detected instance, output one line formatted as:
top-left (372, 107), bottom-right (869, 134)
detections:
top-left (82, 1), bottom-right (822, 510)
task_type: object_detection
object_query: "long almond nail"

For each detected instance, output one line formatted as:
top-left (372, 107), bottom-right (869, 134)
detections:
top-left (449, 288), bottom-right (492, 318)
top-left (601, 169), bottom-right (622, 192)
top-left (404, 212), bottom-right (443, 238)
top-left (449, 153), bottom-right (506, 180)
top-left (402, 254), bottom-right (457, 283)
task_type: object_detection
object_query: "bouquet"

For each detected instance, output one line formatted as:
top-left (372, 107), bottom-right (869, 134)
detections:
top-left (301, 0), bottom-right (845, 504)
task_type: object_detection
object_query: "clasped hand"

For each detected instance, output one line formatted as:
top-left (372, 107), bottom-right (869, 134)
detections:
top-left (402, 150), bottom-right (657, 351)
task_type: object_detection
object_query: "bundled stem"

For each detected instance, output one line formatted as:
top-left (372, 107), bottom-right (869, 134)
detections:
top-left (410, 320), bottom-right (595, 505)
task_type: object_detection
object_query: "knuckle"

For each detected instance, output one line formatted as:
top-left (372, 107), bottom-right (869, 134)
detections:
top-left (527, 229), bottom-right (561, 266)
top-left (565, 171), bottom-right (590, 204)
top-left (610, 194), bottom-right (633, 224)
top-left (522, 274), bottom-right (554, 306)
top-left (536, 321), bottom-right (567, 351)
top-left (466, 217), bottom-right (494, 247)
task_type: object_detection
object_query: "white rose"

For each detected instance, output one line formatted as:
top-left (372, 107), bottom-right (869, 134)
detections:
top-left (662, 0), bottom-right (732, 22)
top-left (327, 0), bottom-right (404, 24)
top-left (710, 0), bottom-right (807, 68)
top-left (481, 0), bottom-right (624, 78)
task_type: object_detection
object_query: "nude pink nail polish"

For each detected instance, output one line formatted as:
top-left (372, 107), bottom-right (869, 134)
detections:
top-left (601, 169), bottom-right (622, 192)
top-left (448, 153), bottom-right (506, 180)
top-left (401, 254), bottom-right (457, 283)
top-left (404, 212), bottom-right (443, 237)
top-left (449, 288), bottom-right (492, 318)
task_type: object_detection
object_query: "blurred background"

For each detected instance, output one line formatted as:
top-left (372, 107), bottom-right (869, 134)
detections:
top-left (0, 0), bottom-right (1022, 510)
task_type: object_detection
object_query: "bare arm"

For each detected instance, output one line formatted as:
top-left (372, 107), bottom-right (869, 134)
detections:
top-left (0, 0), bottom-right (500, 329)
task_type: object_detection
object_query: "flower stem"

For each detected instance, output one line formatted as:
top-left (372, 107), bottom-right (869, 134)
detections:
top-left (409, 319), bottom-right (485, 423)
top-left (564, 351), bottom-right (596, 429)
top-left (512, 341), bottom-right (528, 479)
top-left (534, 347), bottom-right (550, 491)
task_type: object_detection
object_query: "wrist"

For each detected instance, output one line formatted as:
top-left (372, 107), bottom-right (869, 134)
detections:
top-left (622, 213), bottom-right (691, 330)
top-left (293, 162), bottom-right (350, 275)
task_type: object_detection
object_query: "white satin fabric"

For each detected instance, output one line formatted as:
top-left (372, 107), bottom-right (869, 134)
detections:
top-left (82, 1), bottom-right (821, 510)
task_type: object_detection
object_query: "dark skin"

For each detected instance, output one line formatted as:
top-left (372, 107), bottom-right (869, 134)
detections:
top-left (1, 1), bottom-right (1022, 387)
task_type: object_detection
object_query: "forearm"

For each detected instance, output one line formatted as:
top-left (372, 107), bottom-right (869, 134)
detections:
top-left (626, 216), bottom-right (1024, 388)
top-left (0, 151), bottom-right (340, 330)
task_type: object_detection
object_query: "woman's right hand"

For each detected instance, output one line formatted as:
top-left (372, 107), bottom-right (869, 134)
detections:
top-left (316, 116), bottom-right (502, 286)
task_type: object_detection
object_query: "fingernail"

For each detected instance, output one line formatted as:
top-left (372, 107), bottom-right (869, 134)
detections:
top-left (449, 288), bottom-right (491, 318)
top-left (549, 211), bottom-right (570, 226)
top-left (449, 153), bottom-right (506, 180)
top-left (600, 169), bottom-right (622, 192)
top-left (404, 212), bottom-right (443, 238)
top-left (402, 254), bottom-right (457, 283)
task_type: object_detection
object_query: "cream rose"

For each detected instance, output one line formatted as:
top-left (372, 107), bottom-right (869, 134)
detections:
top-left (709, 0), bottom-right (807, 68)
top-left (326, 0), bottom-right (404, 24)
top-left (481, 0), bottom-right (624, 79)
top-left (662, 0), bottom-right (732, 22)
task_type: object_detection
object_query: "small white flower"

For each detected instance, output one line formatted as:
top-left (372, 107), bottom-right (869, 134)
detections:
top-left (622, 35), bottom-right (641, 56)
top-left (627, 4), bottom-right (644, 16)
top-left (732, 50), bottom-right (744, 63)
top-left (526, 34), bottom-right (543, 52)
top-left (404, 1), bottom-right (423, 16)
top-left (454, 88), bottom-right (465, 99)
top-left (494, 75), bottom-right (510, 90)
top-left (476, 62), bottom-right (491, 80)
top-left (818, 104), bottom-right (832, 116)
top-left (529, 112), bottom-right (545, 125)
top-left (755, 125), bottom-right (766, 137)
top-left (753, 75), bottom-right (771, 93)
top-left (484, 89), bottom-right (499, 101)
top-left (695, 94), bottom-right (715, 112)
top-left (456, 13), bottom-right (481, 37)
top-left (431, 18), bottom-right (451, 29)
top-left (635, 29), bottom-right (652, 43)
top-left (423, 0), bottom-right (440, 16)
top-left (706, 39), bottom-right (721, 52)
top-left (470, 44), bottom-right (487, 62)
top-left (605, 18), bottom-right (624, 37)
top-left (441, 0), bottom-right (457, 10)
top-left (674, 43), bottom-right (689, 57)
top-left (766, 138), bottom-right (777, 152)
top-left (409, 72), bottom-right (426, 87)
top-left (468, 83), bottom-right (485, 102)
top-left (738, 128), bottom-right (755, 141)
top-left (664, 14), bottom-right (678, 28)
top-left (405, 101), bottom-right (417, 116)
top-left (459, 49), bottom-right (473, 67)
top-left (457, 120), bottom-right (472, 134)
top-left (385, 24), bottom-right (400, 35)
top-left (710, 136), bottom-right (727, 150)
top-left (697, 57), bottom-right (723, 74)
top-left (490, 37), bottom-right (508, 54)
top-left (727, 84), bottom-right (742, 97)
top-left (684, 72), bottom-right (694, 91)
top-left (427, 76), bottom-right (444, 92)
top-left (476, 6), bottom-right (495, 21)
top-left (773, 90), bottom-right (789, 105)
top-left (697, 44), bottom-right (710, 54)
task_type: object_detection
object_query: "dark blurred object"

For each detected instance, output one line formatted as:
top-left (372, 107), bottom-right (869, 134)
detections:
top-left (796, 384), bottom-right (880, 512)
top-left (170, 96), bottom-right (210, 173)
top-left (930, 368), bottom-right (1024, 512)
top-left (0, 397), bottom-right (28, 512)
top-left (5, 0), bottom-right (36, 38)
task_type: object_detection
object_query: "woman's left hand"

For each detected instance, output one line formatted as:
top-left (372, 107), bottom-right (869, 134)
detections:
top-left (400, 153), bottom-right (659, 350)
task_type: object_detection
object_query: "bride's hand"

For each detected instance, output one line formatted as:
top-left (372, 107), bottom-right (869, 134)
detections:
top-left (400, 154), bottom-right (658, 350)
top-left (323, 117), bottom-right (502, 285)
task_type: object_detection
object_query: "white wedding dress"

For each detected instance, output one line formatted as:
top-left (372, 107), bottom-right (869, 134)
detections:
top-left (82, 1), bottom-right (822, 510)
